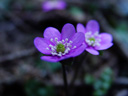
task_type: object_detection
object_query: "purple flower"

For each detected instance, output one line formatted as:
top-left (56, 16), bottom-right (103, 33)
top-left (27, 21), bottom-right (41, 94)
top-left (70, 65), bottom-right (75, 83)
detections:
top-left (42, 0), bottom-right (66, 12)
top-left (77, 20), bottom-right (113, 55)
top-left (34, 23), bottom-right (85, 62)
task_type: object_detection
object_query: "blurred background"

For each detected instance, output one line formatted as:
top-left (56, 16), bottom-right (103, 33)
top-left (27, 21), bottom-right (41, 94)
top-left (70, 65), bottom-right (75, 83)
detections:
top-left (0, 0), bottom-right (128, 96)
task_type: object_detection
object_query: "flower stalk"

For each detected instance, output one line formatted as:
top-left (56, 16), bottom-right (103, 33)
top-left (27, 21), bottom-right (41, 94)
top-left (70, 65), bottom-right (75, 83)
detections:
top-left (62, 63), bottom-right (69, 96)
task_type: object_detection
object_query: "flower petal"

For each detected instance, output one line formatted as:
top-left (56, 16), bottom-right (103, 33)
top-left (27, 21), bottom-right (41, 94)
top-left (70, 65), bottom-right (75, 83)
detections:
top-left (42, 1), bottom-right (66, 12)
top-left (95, 33), bottom-right (113, 50)
top-left (42, 1), bottom-right (54, 12)
top-left (86, 47), bottom-right (99, 55)
top-left (41, 55), bottom-right (70, 62)
top-left (43, 27), bottom-right (61, 40)
top-left (95, 43), bottom-right (113, 50)
top-left (56, 1), bottom-right (67, 10)
top-left (34, 37), bottom-right (51, 54)
top-left (71, 32), bottom-right (85, 47)
top-left (69, 44), bottom-right (86, 57)
top-left (41, 56), bottom-right (60, 62)
top-left (100, 33), bottom-right (113, 43)
top-left (61, 23), bottom-right (75, 40)
top-left (77, 23), bottom-right (85, 33)
top-left (86, 20), bottom-right (99, 34)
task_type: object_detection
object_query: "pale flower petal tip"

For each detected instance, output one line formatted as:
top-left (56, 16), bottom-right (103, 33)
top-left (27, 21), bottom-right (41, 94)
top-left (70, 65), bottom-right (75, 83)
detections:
top-left (34, 23), bottom-right (85, 62)
top-left (77, 20), bottom-right (113, 55)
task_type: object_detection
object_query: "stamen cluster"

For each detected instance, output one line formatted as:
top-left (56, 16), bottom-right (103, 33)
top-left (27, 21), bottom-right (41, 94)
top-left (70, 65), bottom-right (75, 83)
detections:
top-left (85, 31), bottom-right (101, 47)
top-left (46, 37), bottom-right (76, 57)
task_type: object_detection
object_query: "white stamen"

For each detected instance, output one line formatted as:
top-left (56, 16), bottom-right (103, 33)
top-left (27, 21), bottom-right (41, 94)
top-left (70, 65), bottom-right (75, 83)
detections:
top-left (64, 49), bottom-right (69, 54)
top-left (72, 46), bottom-right (76, 49)
top-left (59, 41), bottom-right (62, 43)
top-left (66, 43), bottom-right (71, 47)
top-left (49, 44), bottom-right (53, 47)
top-left (54, 46), bottom-right (56, 49)
top-left (48, 38), bottom-right (75, 57)
top-left (46, 48), bottom-right (49, 50)
top-left (62, 39), bottom-right (65, 42)
top-left (51, 47), bottom-right (55, 51)
top-left (69, 41), bottom-right (73, 43)
top-left (55, 37), bottom-right (58, 41)
top-left (50, 38), bottom-right (53, 42)
top-left (56, 41), bottom-right (59, 44)
top-left (51, 52), bottom-right (57, 55)
top-left (65, 38), bottom-right (68, 41)
top-left (94, 31), bottom-right (99, 36)
top-left (85, 31), bottom-right (101, 47)
top-left (62, 53), bottom-right (66, 55)
top-left (58, 52), bottom-right (62, 57)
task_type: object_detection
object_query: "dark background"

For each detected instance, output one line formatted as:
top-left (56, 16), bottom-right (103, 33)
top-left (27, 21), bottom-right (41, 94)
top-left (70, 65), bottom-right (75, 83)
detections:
top-left (0, 0), bottom-right (128, 96)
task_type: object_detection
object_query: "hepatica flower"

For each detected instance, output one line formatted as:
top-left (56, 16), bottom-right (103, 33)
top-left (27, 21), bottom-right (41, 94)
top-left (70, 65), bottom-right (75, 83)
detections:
top-left (77, 20), bottom-right (113, 55)
top-left (34, 23), bottom-right (85, 62)
top-left (42, 0), bottom-right (67, 12)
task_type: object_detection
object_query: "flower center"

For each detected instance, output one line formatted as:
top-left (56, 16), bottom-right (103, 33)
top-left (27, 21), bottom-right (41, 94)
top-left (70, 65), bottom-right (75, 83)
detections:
top-left (85, 32), bottom-right (101, 47)
top-left (56, 43), bottom-right (65, 53)
top-left (46, 38), bottom-right (77, 57)
top-left (89, 37), bottom-right (95, 42)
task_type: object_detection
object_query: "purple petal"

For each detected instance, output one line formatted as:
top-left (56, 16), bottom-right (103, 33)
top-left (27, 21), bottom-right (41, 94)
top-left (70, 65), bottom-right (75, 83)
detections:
top-left (41, 56), bottom-right (60, 62)
top-left (76, 23), bottom-right (85, 33)
top-left (55, 1), bottom-right (67, 10)
top-left (86, 20), bottom-right (99, 34)
top-left (71, 32), bottom-right (85, 47)
top-left (100, 33), bottom-right (113, 43)
top-left (34, 37), bottom-right (51, 54)
top-left (41, 55), bottom-right (70, 62)
top-left (86, 47), bottom-right (99, 55)
top-left (61, 23), bottom-right (75, 40)
top-left (69, 44), bottom-right (86, 57)
top-left (95, 43), bottom-right (113, 50)
top-left (42, 1), bottom-right (54, 12)
top-left (43, 27), bottom-right (61, 40)
top-left (95, 33), bottom-right (113, 50)
top-left (42, 1), bottom-right (66, 12)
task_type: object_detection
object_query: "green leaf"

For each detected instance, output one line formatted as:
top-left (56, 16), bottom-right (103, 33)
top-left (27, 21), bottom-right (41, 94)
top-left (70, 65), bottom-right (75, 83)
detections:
top-left (25, 79), bottom-right (55, 96)
top-left (93, 89), bottom-right (104, 96)
top-left (38, 88), bottom-right (47, 96)
top-left (99, 51), bottom-right (103, 56)
top-left (101, 74), bottom-right (111, 82)
top-left (103, 67), bottom-right (113, 75)
top-left (94, 80), bottom-right (102, 90)
top-left (102, 82), bottom-right (111, 89)
top-left (69, 6), bottom-right (85, 21)
top-left (84, 74), bottom-right (95, 84)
